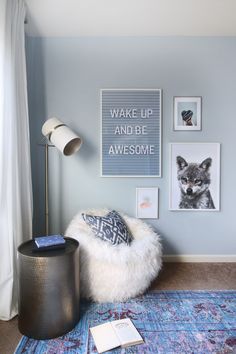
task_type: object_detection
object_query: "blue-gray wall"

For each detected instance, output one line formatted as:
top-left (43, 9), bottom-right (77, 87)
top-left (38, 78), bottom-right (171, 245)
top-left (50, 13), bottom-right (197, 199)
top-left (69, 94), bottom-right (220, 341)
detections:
top-left (26, 37), bottom-right (236, 255)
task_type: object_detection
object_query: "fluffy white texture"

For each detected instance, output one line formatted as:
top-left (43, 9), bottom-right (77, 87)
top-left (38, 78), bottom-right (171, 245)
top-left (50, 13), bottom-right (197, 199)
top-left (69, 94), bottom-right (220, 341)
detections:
top-left (65, 209), bottom-right (162, 302)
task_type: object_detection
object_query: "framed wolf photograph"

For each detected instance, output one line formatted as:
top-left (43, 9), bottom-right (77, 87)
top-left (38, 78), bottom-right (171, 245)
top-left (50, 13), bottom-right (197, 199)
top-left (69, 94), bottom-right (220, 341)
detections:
top-left (173, 96), bottom-right (202, 131)
top-left (169, 143), bottom-right (220, 211)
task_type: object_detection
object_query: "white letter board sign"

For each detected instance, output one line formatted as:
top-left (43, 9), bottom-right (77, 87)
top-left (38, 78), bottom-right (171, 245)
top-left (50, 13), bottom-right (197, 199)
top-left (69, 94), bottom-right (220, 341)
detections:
top-left (101, 89), bottom-right (162, 177)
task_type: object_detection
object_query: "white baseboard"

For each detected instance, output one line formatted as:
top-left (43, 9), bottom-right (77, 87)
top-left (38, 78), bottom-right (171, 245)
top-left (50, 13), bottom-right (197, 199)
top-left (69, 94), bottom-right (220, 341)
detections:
top-left (163, 255), bottom-right (236, 263)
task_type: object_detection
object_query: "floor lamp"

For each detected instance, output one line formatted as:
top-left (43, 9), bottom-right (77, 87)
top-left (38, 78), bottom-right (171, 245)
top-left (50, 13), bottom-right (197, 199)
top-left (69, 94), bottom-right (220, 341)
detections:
top-left (41, 117), bottom-right (82, 235)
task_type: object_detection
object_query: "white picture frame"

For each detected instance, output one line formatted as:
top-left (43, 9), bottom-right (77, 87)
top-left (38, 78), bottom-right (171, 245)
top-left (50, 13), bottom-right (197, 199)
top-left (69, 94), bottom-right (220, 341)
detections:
top-left (136, 187), bottom-right (159, 219)
top-left (174, 96), bottom-right (202, 131)
top-left (169, 143), bottom-right (220, 211)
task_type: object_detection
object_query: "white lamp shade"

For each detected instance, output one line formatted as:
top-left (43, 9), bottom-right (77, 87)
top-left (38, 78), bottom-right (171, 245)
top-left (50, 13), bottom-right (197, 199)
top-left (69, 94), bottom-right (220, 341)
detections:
top-left (42, 117), bottom-right (82, 156)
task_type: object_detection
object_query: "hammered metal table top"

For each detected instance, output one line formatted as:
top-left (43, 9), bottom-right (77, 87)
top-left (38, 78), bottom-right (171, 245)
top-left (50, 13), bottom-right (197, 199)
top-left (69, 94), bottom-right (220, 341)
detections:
top-left (18, 237), bottom-right (79, 258)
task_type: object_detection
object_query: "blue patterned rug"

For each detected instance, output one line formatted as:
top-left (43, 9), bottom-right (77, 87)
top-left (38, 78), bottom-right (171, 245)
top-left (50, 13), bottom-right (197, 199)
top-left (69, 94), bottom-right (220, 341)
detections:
top-left (15, 291), bottom-right (236, 354)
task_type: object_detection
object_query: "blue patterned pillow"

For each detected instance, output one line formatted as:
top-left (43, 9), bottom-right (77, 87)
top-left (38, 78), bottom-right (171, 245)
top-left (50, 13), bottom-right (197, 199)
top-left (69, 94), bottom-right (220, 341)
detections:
top-left (82, 210), bottom-right (133, 245)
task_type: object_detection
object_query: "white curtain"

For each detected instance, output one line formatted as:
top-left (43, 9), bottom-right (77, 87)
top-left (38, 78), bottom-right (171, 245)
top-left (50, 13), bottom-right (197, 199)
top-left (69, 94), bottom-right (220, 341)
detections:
top-left (0, 0), bottom-right (33, 320)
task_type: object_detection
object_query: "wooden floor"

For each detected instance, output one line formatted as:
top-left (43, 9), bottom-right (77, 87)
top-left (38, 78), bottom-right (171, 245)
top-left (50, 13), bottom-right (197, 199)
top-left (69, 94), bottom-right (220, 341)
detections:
top-left (0, 263), bottom-right (236, 354)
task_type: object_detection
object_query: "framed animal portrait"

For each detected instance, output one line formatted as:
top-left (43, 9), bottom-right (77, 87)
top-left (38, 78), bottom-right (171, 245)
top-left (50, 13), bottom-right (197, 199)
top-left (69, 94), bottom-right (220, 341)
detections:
top-left (169, 143), bottom-right (220, 211)
top-left (173, 96), bottom-right (201, 131)
top-left (136, 187), bottom-right (159, 219)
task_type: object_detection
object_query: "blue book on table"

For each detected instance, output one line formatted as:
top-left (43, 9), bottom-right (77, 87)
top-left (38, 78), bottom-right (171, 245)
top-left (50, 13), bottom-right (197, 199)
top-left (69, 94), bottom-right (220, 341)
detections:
top-left (34, 235), bottom-right (65, 248)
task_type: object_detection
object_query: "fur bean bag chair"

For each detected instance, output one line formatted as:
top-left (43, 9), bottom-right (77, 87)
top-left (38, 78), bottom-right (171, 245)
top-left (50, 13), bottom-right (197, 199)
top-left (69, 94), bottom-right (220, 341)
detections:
top-left (65, 209), bottom-right (162, 302)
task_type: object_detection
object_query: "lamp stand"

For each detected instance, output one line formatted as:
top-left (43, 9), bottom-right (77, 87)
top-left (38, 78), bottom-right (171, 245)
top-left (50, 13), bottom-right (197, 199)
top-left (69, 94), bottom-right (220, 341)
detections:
top-left (45, 143), bottom-right (49, 235)
top-left (41, 117), bottom-right (82, 236)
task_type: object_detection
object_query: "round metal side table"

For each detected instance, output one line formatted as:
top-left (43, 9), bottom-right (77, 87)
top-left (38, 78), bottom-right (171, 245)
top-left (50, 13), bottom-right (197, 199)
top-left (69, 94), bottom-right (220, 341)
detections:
top-left (18, 237), bottom-right (79, 339)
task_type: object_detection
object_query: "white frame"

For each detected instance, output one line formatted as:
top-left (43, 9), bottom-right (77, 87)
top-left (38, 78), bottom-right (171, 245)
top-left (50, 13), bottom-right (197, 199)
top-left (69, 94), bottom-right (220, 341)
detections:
top-left (136, 187), bottom-right (159, 219)
top-left (100, 89), bottom-right (162, 177)
top-left (169, 143), bottom-right (220, 211)
top-left (173, 96), bottom-right (202, 131)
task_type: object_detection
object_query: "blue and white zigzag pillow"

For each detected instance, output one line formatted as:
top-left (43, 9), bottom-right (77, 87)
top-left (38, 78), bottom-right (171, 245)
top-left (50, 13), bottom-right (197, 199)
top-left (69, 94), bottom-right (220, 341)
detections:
top-left (82, 210), bottom-right (133, 246)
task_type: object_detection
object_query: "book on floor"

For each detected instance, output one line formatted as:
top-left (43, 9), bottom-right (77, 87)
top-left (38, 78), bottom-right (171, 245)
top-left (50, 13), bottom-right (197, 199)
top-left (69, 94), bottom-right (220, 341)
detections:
top-left (90, 318), bottom-right (144, 353)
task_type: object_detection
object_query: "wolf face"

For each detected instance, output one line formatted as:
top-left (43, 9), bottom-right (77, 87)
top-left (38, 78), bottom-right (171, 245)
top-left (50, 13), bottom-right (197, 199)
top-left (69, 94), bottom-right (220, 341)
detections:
top-left (176, 156), bottom-right (215, 209)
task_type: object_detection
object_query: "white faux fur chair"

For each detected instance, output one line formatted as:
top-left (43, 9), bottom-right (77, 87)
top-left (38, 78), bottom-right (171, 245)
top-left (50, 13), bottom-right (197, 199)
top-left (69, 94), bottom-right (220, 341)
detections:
top-left (65, 209), bottom-right (162, 302)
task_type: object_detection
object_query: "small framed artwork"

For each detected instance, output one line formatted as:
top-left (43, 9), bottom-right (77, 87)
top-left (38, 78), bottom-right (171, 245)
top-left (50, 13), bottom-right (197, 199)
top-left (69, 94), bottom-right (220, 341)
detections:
top-left (173, 96), bottom-right (202, 131)
top-left (136, 187), bottom-right (159, 219)
top-left (169, 143), bottom-right (220, 211)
